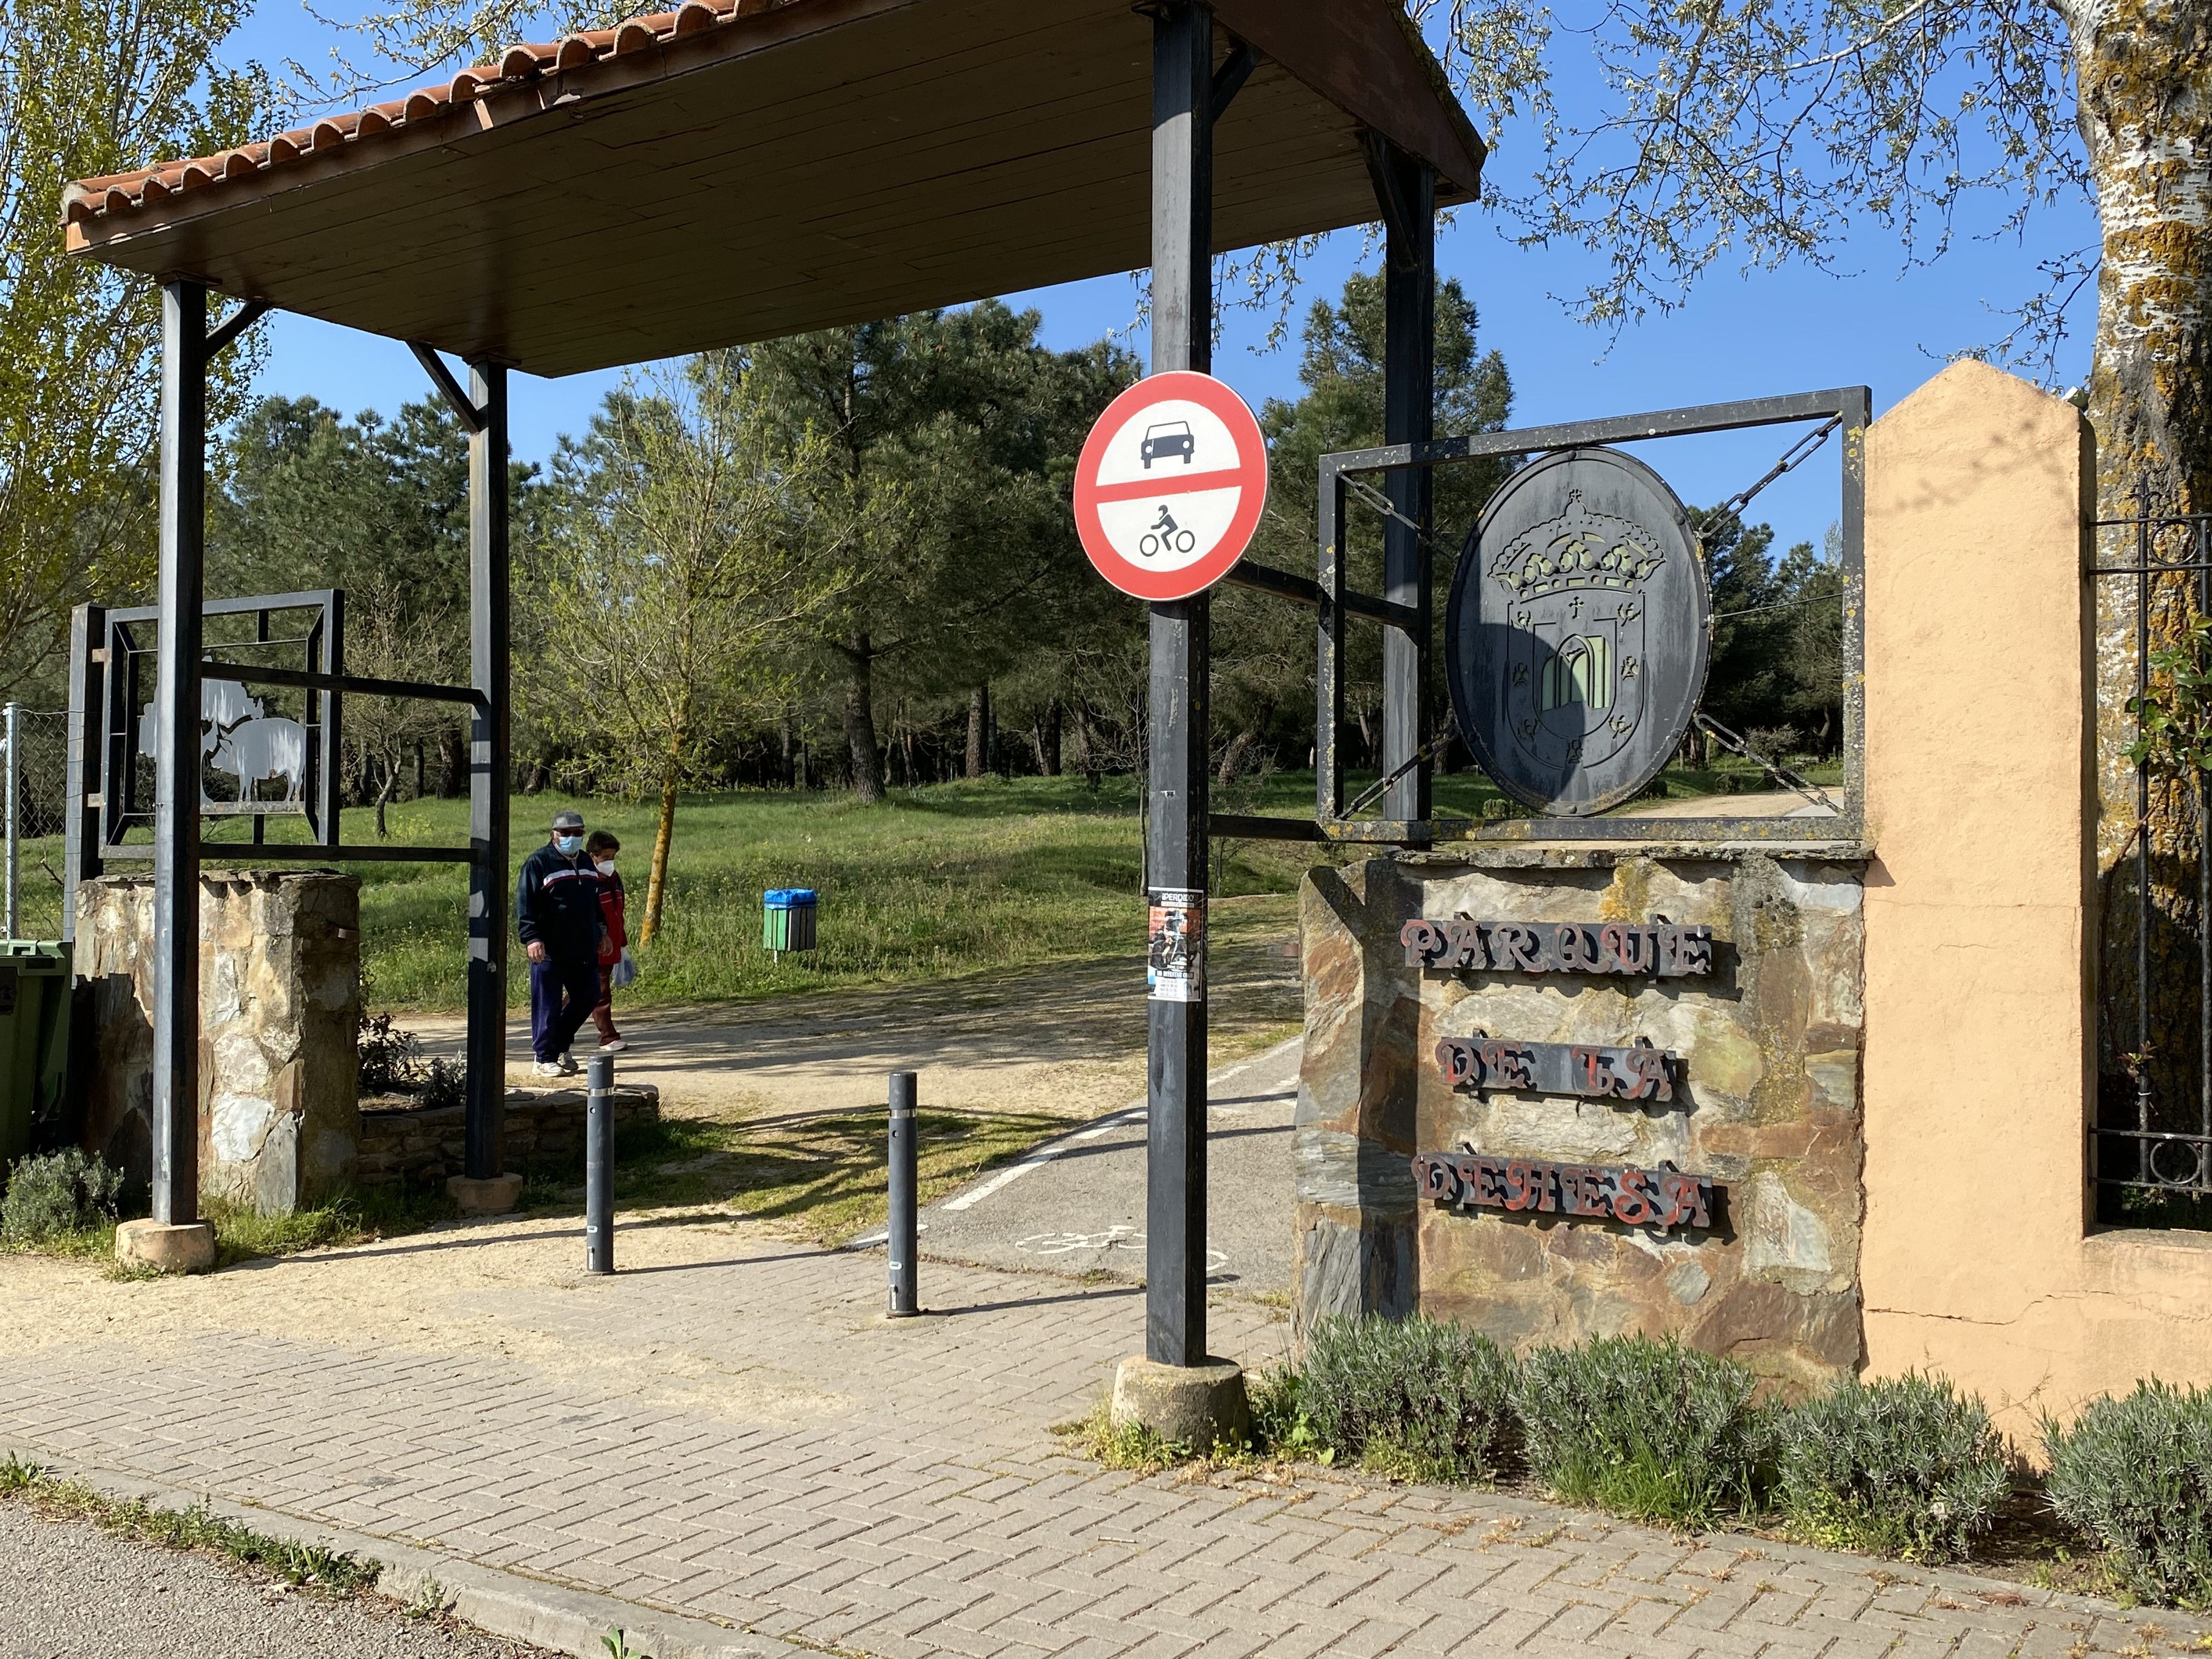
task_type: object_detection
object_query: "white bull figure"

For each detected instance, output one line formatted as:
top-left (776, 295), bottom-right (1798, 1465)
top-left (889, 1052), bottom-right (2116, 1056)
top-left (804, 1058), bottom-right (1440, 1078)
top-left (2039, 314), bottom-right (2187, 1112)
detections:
top-left (208, 718), bottom-right (308, 803)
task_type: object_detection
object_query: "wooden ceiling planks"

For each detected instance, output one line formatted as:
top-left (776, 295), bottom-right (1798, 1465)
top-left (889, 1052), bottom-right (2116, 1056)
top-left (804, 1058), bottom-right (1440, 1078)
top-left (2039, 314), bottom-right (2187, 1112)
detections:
top-left (69, 0), bottom-right (1479, 376)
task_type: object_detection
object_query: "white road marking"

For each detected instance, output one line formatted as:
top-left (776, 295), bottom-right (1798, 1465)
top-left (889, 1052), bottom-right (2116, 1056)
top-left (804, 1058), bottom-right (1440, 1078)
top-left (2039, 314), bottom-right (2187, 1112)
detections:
top-left (936, 1035), bottom-right (1300, 1214)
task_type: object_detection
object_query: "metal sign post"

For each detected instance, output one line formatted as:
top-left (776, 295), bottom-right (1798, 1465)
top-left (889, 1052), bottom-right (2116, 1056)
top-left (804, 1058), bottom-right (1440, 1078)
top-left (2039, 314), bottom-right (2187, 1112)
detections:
top-left (1145, 0), bottom-right (1213, 1372)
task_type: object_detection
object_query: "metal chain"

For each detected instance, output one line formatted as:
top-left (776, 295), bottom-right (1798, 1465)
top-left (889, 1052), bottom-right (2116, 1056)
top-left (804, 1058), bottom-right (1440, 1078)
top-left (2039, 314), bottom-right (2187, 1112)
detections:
top-left (1707, 417), bottom-right (1842, 526)
top-left (1693, 712), bottom-right (1837, 812)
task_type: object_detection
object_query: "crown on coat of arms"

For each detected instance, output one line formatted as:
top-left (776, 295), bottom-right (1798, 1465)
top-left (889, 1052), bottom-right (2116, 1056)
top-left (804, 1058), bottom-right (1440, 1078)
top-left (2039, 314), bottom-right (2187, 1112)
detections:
top-left (1488, 490), bottom-right (1666, 602)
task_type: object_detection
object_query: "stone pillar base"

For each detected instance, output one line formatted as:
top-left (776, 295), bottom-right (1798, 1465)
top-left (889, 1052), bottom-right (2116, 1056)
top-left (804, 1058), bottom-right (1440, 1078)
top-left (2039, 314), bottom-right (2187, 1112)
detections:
top-left (115, 1220), bottom-right (217, 1274)
top-left (445, 1173), bottom-right (526, 1216)
top-left (1110, 1356), bottom-right (1249, 1453)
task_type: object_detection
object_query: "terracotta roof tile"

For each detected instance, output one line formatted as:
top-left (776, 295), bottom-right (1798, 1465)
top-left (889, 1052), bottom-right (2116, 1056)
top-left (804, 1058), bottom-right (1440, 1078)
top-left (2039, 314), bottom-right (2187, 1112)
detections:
top-left (61, 0), bottom-right (807, 227)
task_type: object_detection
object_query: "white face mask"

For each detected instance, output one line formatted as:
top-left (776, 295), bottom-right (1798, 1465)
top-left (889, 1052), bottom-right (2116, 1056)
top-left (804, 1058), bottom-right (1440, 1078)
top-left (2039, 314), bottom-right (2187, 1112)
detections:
top-left (594, 858), bottom-right (617, 877)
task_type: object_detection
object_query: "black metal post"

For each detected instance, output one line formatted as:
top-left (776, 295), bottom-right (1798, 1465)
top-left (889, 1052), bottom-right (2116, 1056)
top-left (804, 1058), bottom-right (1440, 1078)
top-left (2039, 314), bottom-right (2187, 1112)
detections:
top-left (151, 280), bottom-right (208, 1227)
top-left (319, 590), bottom-right (345, 849)
top-left (585, 1053), bottom-right (614, 1274)
top-left (63, 603), bottom-right (105, 945)
top-left (466, 363), bottom-right (511, 1181)
top-left (888, 1070), bottom-right (919, 1317)
top-left (1146, 0), bottom-right (1212, 1370)
top-left (1372, 140), bottom-right (1436, 824)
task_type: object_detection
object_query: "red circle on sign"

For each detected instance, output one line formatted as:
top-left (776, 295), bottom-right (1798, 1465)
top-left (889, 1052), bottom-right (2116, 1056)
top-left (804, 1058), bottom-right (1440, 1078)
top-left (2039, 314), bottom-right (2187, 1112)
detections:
top-left (1073, 370), bottom-right (1269, 601)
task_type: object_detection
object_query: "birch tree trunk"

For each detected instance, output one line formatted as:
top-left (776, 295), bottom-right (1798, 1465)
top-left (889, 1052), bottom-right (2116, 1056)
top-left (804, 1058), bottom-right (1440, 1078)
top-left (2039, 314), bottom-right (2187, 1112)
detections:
top-left (2075, 0), bottom-right (2212, 1152)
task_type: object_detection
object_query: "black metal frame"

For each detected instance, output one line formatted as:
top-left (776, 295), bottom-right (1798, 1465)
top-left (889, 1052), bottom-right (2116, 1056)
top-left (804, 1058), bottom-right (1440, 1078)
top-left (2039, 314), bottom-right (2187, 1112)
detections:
top-left (2090, 504), bottom-right (2212, 1220)
top-left (1212, 388), bottom-right (1872, 849)
top-left (87, 591), bottom-right (342, 850)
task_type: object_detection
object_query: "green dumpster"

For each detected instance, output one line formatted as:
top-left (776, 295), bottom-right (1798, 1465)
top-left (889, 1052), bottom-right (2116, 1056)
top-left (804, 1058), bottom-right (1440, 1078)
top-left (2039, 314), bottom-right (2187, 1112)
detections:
top-left (0, 941), bottom-right (70, 1171)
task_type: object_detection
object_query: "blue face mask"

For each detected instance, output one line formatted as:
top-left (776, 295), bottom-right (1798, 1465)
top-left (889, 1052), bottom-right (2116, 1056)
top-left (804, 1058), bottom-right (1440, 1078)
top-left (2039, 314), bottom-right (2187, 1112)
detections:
top-left (555, 833), bottom-right (584, 855)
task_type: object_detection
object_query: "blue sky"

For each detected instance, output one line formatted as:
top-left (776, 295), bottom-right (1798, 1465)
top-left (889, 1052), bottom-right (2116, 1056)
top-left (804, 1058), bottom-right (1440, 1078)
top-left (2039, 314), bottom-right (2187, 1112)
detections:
top-left (230, 3), bottom-right (2101, 557)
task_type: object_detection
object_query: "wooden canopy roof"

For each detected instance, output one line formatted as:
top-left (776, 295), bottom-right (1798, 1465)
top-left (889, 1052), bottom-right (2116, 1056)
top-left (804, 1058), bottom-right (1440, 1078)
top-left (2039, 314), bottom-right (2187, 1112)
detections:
top-left (64, 0), bottom-right (1485, 378)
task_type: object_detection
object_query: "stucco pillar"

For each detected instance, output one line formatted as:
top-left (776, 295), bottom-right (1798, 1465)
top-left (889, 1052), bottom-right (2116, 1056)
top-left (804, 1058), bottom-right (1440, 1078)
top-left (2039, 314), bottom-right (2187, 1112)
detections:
top-left (1860, 360), bottom-right (2212, 1439)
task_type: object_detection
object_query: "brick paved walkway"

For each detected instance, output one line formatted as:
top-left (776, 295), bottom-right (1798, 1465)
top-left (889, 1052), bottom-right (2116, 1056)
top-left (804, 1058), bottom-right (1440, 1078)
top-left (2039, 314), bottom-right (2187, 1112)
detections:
top-left (1, 1221), bottom-right (2200, 1659)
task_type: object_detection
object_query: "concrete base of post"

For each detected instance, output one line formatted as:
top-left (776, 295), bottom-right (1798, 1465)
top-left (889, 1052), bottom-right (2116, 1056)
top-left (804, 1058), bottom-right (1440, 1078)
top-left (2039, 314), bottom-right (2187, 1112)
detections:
top-left (1110, 1356), bottom-right (1249, 1453)
top-left (114, 1219), bottom-right (216, 1274)
top-left (446, 1173), bottom-right (525, 1216)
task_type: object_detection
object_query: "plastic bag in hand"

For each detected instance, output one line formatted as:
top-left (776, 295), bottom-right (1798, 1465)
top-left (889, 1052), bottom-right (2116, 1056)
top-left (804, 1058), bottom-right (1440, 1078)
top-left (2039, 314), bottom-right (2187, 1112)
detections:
top-left (610, 947), bottom-right (638, 989)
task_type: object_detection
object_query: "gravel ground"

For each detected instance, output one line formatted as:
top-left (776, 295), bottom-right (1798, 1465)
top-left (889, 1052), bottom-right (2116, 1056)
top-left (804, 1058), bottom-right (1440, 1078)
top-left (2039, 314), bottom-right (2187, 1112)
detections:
top-left (0, 1501), bottom-right (560, 1659)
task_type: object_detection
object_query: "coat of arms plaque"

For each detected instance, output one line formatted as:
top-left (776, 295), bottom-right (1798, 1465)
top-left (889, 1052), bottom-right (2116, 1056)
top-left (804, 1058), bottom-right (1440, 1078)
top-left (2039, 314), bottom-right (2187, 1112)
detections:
top-left (1446, 447), bottom-right (1710, 815)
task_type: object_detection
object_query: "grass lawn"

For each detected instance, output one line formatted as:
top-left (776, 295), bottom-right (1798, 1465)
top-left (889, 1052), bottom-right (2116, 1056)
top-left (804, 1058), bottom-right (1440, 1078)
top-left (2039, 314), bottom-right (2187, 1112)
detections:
top-left (8, 757), bottom-right (1844, 1013)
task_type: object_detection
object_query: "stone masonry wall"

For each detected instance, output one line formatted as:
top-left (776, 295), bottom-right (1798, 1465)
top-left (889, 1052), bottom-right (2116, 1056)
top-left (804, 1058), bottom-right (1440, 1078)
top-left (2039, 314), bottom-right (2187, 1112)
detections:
top-left (1297, 846), bottom-right (1868, 1395)
top-left (358, 1085), bottom-right (660, 1188)
top-left (75, 871), bottom-right (360, 1214)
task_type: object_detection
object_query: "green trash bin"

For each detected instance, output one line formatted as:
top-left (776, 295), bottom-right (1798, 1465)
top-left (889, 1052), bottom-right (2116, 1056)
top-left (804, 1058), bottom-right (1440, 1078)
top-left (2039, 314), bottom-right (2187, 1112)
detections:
top-left (0, 940), bottom-right (70, 1172)
top-left (763, 889), bottom-right (819, 955)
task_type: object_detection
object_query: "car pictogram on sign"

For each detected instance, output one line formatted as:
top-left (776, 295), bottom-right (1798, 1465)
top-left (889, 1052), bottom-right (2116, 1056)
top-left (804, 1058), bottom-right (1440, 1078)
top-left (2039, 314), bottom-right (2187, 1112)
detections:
top-left (1073, 371), bottom-right (1269, 602)
top-left (1141, 421), bottom-right (1195, 468)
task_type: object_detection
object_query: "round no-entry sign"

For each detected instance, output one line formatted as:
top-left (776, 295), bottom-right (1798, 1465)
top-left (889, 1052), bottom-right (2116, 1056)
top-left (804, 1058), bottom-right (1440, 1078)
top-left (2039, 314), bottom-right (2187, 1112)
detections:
top-left (1073, 370), bottom-right (1269, 601)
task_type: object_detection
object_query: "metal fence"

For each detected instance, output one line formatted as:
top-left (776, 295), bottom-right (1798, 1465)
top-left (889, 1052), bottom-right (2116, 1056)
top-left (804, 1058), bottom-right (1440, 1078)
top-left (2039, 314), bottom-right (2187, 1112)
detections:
top-left (2093, 505), bottom-right (2212, 1228)
top-left (2, 705), bottom-right (69, 939)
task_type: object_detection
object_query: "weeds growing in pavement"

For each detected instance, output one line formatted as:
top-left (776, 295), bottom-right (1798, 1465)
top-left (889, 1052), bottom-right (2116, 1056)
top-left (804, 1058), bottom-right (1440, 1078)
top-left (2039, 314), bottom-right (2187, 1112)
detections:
top-left (0, 1454), bottom-right (380, 1592)
top-left (1057, 1401), bottom-right (1191, 1474)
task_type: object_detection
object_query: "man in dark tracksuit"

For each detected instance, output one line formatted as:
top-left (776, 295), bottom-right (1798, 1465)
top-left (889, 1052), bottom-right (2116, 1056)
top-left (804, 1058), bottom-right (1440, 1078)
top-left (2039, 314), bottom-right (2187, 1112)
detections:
top-left (516, 808), bottom-right (603, 1077)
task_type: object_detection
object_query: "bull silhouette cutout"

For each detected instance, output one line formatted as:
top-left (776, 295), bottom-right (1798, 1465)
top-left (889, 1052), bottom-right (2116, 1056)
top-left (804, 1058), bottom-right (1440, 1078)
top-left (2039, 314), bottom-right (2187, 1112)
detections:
top-left (138, 667), bottom-right (308, 805)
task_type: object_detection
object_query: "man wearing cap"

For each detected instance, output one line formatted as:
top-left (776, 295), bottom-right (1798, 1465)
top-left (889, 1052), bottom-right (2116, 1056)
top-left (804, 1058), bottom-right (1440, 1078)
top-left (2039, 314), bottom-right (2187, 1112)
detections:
top-left (516, 809), bottom-right (605, 1078)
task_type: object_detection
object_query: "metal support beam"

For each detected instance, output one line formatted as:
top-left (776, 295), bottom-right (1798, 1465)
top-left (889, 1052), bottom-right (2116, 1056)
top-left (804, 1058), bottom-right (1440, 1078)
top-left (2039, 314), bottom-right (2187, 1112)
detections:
top-left (1370, 136), bottom-right (1436, 825)
top-left (465, 362), bottom-right (511, 1182)
top-left (1210, 38), bottom-right (1260, 121)
top-left (1317, 469), bottom-right (1347, 820)
top-left (410, 342), bottom-right (489, 435)
top-left (1147, 0), bottom-right (1212, 1370)
top-left (152, 280), bottom-right (209, 1226)
top-left (204, 299), bottom-right (272, 361)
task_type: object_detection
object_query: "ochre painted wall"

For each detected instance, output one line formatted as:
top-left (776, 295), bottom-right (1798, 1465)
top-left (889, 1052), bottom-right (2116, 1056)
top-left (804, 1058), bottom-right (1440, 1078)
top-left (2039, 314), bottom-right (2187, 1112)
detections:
top-left (1859, 358), bottom-right (2212, 1444)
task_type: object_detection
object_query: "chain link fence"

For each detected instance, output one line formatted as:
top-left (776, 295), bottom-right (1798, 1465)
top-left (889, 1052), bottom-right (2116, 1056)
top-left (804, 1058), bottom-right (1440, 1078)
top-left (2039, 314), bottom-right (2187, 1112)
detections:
top-left (4, 707), bottom-right (71, 939)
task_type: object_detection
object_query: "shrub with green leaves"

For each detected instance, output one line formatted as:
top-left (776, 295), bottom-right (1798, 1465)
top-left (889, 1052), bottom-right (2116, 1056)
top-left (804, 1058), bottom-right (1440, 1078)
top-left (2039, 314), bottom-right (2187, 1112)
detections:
top-left (1, 1148), bottom-right (125, 1244)
top-left (1777, 1373), bottom-right (2011, 1562)
top-left (1515, 1334), bottom-right (1777, 1526)
top-left (1297, 1314), bottom-right (1517, 1482)
top-left (2044, 1382), bottom-right (2212, 1608)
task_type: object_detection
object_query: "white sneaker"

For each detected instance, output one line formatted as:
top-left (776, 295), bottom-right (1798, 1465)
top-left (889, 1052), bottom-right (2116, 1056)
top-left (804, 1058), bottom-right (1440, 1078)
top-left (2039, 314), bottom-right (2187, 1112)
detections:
top-left (598, 1039), bottom-right (629, 1054)
top-left (532, 1060), bottom-right (562, 1079)
top-left (558, 1052), bottom-right (580, 1076)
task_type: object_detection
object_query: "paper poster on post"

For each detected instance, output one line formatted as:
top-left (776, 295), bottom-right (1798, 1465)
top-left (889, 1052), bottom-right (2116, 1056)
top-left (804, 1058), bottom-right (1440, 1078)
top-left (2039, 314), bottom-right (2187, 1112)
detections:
top-left (1147, 888), bottom-right (1206, 1003)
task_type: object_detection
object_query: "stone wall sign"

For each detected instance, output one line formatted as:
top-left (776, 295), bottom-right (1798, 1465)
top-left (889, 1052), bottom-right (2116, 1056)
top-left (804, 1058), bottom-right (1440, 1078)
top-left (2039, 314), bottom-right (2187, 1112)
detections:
top-left (1401, 918), bottom-right (1713, 976)
top-left (1446, 446), bottom-right (1710, 815)
top-left (1415, 1149), bottom-right (1719, 1233)
top-left (1436, 1034), bottom-right (1679, 1102)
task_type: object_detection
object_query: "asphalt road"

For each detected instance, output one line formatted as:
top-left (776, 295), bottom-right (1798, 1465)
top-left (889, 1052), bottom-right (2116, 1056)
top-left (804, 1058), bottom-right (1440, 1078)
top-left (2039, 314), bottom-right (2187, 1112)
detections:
top-left (904, 1035), bottom-right (1300, 1298)
top-left (0, 1503), bottom-right (556, 1659)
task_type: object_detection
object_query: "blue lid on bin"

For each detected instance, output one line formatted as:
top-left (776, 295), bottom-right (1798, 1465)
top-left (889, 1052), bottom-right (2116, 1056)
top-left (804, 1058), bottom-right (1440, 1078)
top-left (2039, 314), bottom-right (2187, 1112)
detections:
top-left (764, 888), bottom-right (818, 908)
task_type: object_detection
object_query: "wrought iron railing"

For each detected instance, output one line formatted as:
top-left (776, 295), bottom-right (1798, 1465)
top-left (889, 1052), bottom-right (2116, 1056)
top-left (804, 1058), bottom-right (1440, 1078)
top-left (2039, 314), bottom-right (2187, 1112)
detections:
top-left (2092, 501), bottom-right (2212, 1227)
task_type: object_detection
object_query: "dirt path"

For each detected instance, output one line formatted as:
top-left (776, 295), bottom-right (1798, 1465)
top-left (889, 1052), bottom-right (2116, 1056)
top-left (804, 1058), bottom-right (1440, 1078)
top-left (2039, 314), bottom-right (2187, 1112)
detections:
top-left (407, 893), bottom-right (1302, 1126)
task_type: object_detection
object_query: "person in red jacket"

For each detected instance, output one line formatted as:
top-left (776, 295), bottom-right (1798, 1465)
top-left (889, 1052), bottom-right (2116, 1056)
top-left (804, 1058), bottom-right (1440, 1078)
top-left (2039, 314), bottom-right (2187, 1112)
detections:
top-left (586, 830), bottom-right (630, 1053)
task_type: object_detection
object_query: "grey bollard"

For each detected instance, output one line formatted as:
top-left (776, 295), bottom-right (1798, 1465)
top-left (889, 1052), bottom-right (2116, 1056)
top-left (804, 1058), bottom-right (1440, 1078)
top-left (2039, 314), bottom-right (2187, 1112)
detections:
top-left (586, 1053), bottom-right (615, 1275)
top-left (888, 1071), bottom-right (919, 1317)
